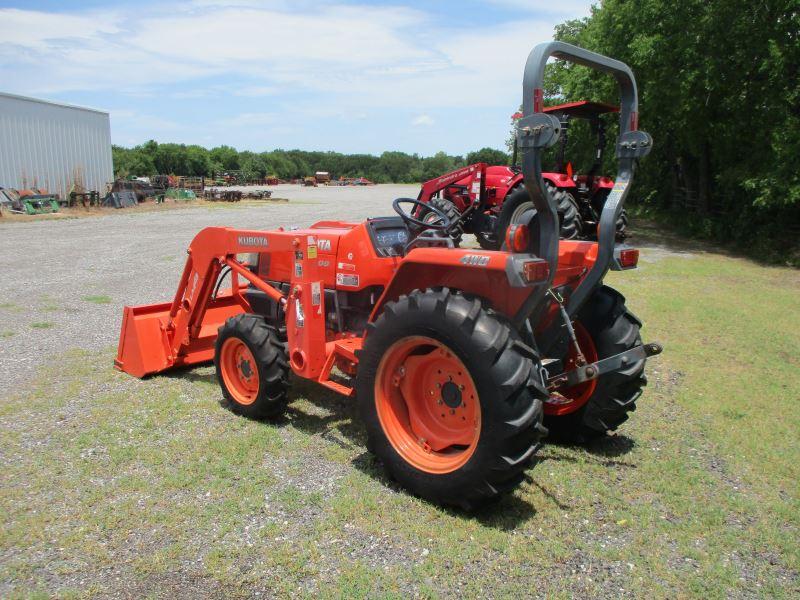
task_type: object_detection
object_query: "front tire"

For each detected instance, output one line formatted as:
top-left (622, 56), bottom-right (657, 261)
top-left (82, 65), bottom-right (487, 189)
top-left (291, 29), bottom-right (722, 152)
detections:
top-left (215, 314), bottom-right (290, 420)
top-left (356, 288), bottom-right (548, 509)
top-left (544, 286), bottom-right (647, 442)
top-left (421, 197), bottom-right (463, 245)
top-left (496, 184), bottom-right (583, 247)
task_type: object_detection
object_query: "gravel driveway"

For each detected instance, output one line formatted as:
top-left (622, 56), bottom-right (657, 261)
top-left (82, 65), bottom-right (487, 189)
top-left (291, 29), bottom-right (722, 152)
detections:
top-left (0, 184), bottom-right (418, 393)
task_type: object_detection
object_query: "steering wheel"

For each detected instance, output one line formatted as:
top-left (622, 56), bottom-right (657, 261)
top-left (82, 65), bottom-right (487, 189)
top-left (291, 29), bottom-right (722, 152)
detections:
top-left (392, 197), bottom-right (453, 232)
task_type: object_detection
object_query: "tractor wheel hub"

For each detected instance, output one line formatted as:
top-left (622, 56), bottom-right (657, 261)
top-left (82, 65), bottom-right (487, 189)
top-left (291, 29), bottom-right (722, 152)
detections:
top-left (441, 381), bottom-right (462, 408)
top-left (239, 358), bottom-right (253, 380)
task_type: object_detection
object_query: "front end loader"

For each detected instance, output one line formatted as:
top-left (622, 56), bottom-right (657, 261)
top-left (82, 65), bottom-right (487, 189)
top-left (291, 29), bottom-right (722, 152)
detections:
top-left (116, 42), bottom-right (660, 509)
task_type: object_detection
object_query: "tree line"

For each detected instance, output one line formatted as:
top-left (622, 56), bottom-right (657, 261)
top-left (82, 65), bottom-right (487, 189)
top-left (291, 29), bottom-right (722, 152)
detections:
top-left (112, 142), bottom-right (510, 184)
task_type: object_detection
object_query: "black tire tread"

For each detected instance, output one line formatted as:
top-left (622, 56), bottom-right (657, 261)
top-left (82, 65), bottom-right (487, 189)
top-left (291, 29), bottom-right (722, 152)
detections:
top-left (356, 287), bottom-right (548, 510)
top-left (545, 286), bottom-right (647, 442)
top-left (215, 313), bottom-right (290, 420)
top-left (616, 208), bottom-right (629, 240)
top-left (496, 184), bottom-right (584, 246)
top-left (421, 197), bottom-right (463, 245)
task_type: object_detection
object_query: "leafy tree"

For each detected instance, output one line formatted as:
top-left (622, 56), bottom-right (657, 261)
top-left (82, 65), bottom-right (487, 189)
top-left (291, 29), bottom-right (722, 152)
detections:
top-left (209, 145), bottom-right (239, 171)
top-left (420, 151), bottom-right (460, 181)
top-left (539, 0), bottom-right (799, 261)
top-left (466, 147), bottom-right (509, 166)
top-left (185, 145), bottom-right (212, 177)
top-left (112, 146), bottom-right (155, 178)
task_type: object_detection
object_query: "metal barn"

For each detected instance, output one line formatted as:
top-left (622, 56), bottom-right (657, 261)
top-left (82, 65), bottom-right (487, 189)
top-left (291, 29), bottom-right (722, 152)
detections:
top-left (0, 92), bottom-right (113, 198)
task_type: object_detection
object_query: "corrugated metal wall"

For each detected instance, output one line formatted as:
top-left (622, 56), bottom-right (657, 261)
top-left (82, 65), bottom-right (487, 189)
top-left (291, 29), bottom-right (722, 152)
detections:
top-left (0, 92), bottom-right (113, 198)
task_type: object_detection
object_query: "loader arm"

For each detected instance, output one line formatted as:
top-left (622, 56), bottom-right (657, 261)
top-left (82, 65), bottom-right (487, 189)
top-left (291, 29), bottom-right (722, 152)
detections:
top-left (417, 163), bottom-right (487, 210)
top-left (116, 227), bottom-right (290, 378)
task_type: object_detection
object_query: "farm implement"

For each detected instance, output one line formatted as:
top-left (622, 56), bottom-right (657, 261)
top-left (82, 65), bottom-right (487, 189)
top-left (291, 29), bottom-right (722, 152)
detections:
top-left (116, 42), bottom-right (661, 509)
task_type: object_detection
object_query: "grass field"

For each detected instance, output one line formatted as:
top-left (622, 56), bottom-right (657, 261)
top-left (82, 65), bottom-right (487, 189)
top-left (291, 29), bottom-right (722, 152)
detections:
top-left (1, 225), bottom-right (798, 598)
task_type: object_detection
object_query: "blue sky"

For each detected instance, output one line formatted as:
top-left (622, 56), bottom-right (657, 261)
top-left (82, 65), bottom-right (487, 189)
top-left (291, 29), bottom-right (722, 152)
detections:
top-left (0, 1), bottom-right (594, 155)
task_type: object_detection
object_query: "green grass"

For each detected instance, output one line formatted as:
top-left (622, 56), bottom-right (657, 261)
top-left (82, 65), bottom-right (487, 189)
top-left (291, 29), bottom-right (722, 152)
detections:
top-left (1, 230), bottom-right (798, 597)
top-left (1, 330), bottom-right (14, 338)
top-left (29, 321), bottom-right (54, 329)
top-left (81, 295), bottom-right (112, 305)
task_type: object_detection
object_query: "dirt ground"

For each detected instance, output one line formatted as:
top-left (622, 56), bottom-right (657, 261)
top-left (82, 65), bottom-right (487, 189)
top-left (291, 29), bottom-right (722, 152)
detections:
top-left (0, 184), bottom-right (418, 390)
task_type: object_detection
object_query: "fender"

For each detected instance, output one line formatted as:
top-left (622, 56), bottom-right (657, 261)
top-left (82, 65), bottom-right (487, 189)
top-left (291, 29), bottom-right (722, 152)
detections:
top-left (369, 247), bottom-right (533, 321)
top-left (541, 172), bottom-right (577, 189)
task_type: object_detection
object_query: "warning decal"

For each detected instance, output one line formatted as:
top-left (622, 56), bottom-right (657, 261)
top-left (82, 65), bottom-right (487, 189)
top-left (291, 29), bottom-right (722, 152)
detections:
top-left (336, 273), bottom-right (360, 287)
top-left (311, 282), bottom-right (321, 306)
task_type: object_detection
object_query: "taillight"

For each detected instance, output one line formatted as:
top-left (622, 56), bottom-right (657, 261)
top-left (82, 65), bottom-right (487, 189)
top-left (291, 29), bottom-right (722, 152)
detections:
top-left (619, 248), bottom-right (639, 268)
top-left (505, 224), bottom-right (530, 253)
top-left (522, 260), bottom-right (549, 283)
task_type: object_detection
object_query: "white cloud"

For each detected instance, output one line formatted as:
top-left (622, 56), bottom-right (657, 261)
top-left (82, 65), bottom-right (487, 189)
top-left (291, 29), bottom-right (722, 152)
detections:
top-left (0, 3), bottom-right (440, 95)
top-left (218, 112), bottom-right (280, 127)
top-left (484, 0), bottom-right (594, 14)
top-left (0, 1), bottom-right (593, 136)
top-left (412, 114), bottom-right (434, 126)
top-left (110, 109), bottom-right (180, 130)
top-left (233, 86), bottom-right (278, 97)
top-left (0, 8), bottom-right (120, 45)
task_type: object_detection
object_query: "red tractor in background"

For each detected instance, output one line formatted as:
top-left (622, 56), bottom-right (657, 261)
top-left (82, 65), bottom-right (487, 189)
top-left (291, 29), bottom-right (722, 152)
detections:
top-left (418, 101), bottom-right (626, 249)
top-left (115, 42), bottom-right (659, 509)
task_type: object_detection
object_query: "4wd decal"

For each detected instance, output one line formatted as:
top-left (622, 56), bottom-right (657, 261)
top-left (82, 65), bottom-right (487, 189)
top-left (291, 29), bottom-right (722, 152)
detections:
top-left (460, 254), bottom-right (490, 266)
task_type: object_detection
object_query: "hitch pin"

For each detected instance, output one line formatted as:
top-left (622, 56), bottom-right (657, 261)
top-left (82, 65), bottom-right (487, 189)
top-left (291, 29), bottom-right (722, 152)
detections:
top-left (548, 289), bottom-right (587, 367)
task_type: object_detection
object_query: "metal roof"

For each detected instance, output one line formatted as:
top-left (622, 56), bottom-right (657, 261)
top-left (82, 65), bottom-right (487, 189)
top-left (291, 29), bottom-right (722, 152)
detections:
top-left (0, 91), bottom-right (109, 116)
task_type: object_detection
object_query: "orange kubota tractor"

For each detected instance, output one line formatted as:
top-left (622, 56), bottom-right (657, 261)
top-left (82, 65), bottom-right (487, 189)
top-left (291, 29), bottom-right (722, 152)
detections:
top-left (116, 42), bottom-right (661, 509)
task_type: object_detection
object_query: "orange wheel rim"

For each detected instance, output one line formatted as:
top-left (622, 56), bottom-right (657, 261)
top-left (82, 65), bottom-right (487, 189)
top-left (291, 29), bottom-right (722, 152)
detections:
top-left (220, 338), bottom-right (260, 406)
top-left (546, 322), bottom-right (598, 416)
top-left (375, 336), bottom-right (481, 474)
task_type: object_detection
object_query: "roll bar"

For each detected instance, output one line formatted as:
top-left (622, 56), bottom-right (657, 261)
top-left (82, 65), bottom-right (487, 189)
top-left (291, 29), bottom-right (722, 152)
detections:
top-left (513, 41), bottom-right (653, 327)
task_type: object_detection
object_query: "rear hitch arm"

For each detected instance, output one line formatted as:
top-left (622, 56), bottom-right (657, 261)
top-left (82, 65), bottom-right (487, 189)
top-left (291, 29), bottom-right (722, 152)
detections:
top-left (548, 342), bottom-right (663, 390)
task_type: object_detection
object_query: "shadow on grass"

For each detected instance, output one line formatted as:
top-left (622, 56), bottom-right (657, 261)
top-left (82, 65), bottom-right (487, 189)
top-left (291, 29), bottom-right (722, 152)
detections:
top-left (538, 434), bottom-right (637, 467)
top-left (163, 368), bottom-right (217, 385)
top-left (163, 366), bottom-right (635, 528)
top-left (281, 376), bottom-right (542, 527)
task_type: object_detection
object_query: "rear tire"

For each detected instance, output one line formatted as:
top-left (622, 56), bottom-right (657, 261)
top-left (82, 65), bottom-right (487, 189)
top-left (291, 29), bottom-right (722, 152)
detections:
top-left (616, 208), bottom-right (629, 240)
top-left (215, 314), bottom-right (290, 420)
top-left (356, 288), bottom-right (548, 510)
top-left (544, 286), bottom-right (647, 442)
top-left (496, 184), bottom-right (583, 246)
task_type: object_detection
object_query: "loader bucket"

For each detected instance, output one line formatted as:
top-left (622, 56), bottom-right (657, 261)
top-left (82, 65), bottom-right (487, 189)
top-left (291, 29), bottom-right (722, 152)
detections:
top-left (114, 293), bottom-right (245, 378)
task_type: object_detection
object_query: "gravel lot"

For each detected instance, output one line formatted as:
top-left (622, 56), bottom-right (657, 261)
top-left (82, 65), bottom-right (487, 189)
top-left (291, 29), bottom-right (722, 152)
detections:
top-left (0, 184), bottom-right (417, 393)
